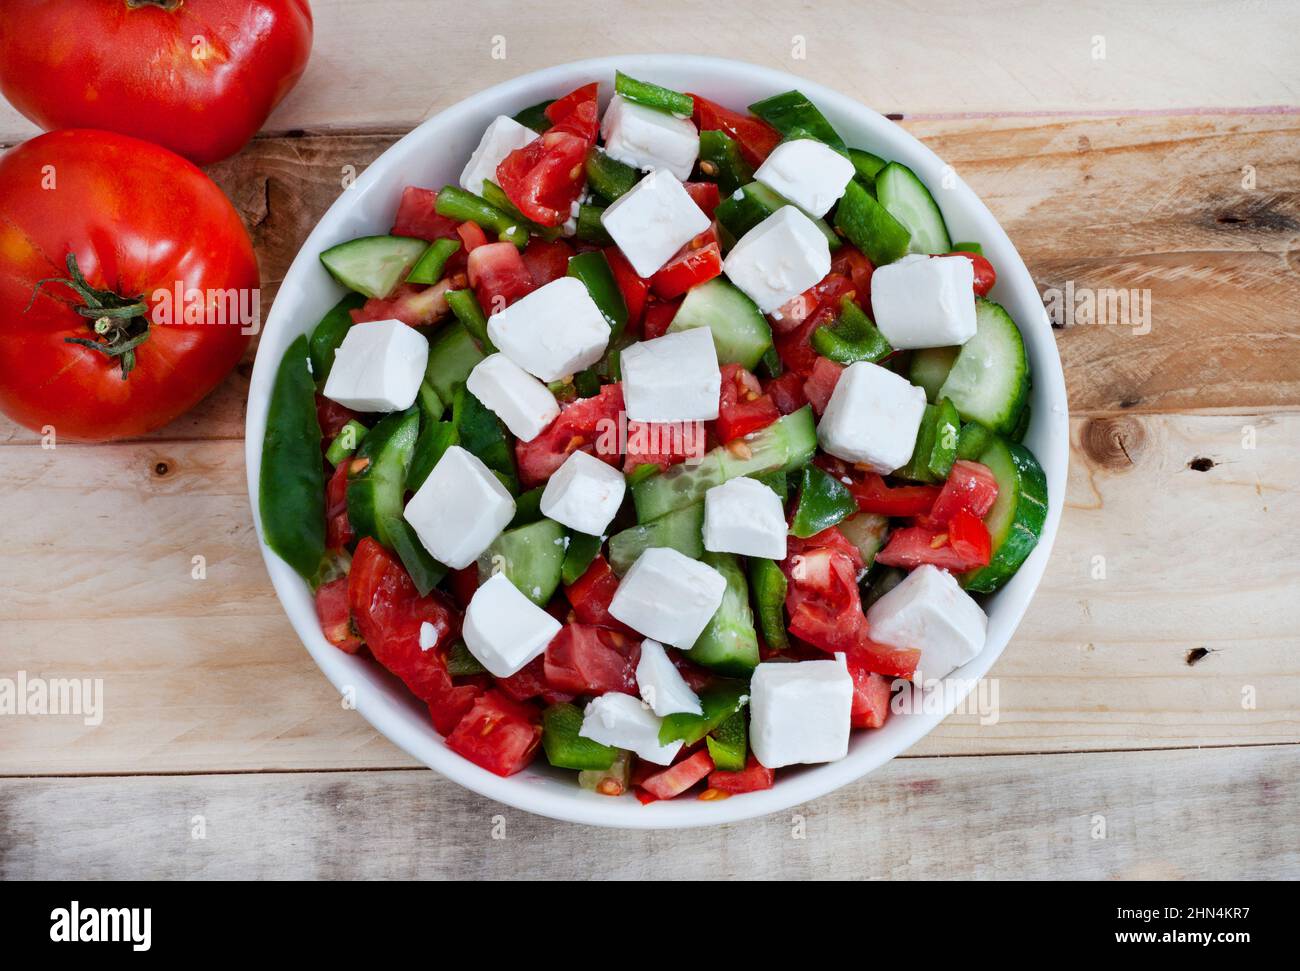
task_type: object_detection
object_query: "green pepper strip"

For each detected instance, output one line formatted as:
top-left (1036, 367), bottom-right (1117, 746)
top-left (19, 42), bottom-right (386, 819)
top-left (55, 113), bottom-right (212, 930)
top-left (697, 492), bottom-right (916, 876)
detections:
top-left (512, 99), bottom-right (554, 134)
top-left (584, 148), bottom-right (639, 203)
top-left (325, 419), bottom-right (368, 466)
top-left (566, 250), bottom-right (628, 337)
top-left (508, 486), bottom-right (546, 529)
top-left (543, 703), bottom-right (619, 770)
top-left (561, 531), bottom-right (603, 586)
top-left (748, 89), bottom-right (847, 154)
top-left (452, 385), bottom-right (519, 493)
top-left (308, 293), bottom-right (366, 388)
top-left (408, 419), bottom-right (457, 494)
top-left (446, 288), bottom-right (496, 353)
top-left (480, 180), bottom-right (562, 241)
top-left (812, 296), bottom-right (893, 364)
top-left (848, 147), bottom-right (888, 185)
top-left (406, 238), bottom-right (462, 286)
top-left (698, 129), bottom-right (754, 197)
top-left (705, 709), bottom-right (748, 771)
top-left (747, 556), bottom-right (789, 651)
top-left (434, 185), bottom-right (528, 247)
top-left (574, 204), bottom-right (613, 245)
top-left (614, 71), bottom-right (694, 116)
top-left (833, 179), bottom-right (912, 266)
top-left (260, 335), bottom-right (327, 583)
top-left (951, 241), bottom-right (983, 256)
top-left (897, 397), bottom-right (960, 483)
top-left (660, 680), bottom-right (749, 746)
top-left (790, 464), bottom-right (857, 538)
top-left (447, 641), bottom-right (487, 676)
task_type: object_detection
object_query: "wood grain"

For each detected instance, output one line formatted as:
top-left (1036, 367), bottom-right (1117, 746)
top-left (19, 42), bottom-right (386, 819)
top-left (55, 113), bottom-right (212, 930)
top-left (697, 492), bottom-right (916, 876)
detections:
top-left (2, 112), bottom-right (1294, 447)
top-left (2, 746), bottom-right (1295, 879)
top-left (3, 413), bottom-right (1295, 776)
top-left (2, 0), bottom-right (1297, 146)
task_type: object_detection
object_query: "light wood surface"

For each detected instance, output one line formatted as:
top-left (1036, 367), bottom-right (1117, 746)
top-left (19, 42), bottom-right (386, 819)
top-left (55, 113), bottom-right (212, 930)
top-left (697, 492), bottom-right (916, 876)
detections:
top-left (0, 0), bottom-right (1297, 879)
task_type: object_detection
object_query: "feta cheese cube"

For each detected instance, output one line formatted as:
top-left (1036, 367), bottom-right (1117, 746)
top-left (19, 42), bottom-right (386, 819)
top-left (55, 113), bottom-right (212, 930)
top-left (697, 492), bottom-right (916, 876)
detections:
top-left (749, 659), bottom-right (854, 768)
top-left (466, 353), bottom-right (560, 442)
top-left (866, 564), bottom-right (988, 680)
top-left (579, 691), bottom-right (683, 765)
top-left (636, 639), bottom-right (703, 716)
top-left (600, 169), bottom-right (710, 277)
top-left (322, 318), bottom-right (428, 413)
top-left (462, 572), bottom-right (562, 677)
top-left (539, 450), bottom-right (627, 536)
top-left (403, 445), bottom-right (515, 569)
top-left (753, 139), bottom-right (855, 218)
top-left (703, 476), bottom-right (787, 559)
top-left (817, 361), bottom-right (927, 472)
top-left (870, 254), bottom-right (978, 349)
top-left (609, 547), bottom-right (727, 649)
top-left (620, 327), bottom-right (721, 422)
top-left (600, 95), bottom-right (700, 181)
top-left (486, 277), bottom-right (610, 382)
top-left (459, 115), bottom-right (539, 197)
top-left (722, 206), bottom-right (831, 312)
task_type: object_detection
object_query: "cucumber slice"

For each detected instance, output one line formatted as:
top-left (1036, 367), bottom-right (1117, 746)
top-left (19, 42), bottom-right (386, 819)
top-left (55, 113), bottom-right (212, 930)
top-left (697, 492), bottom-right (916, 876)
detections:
top-left (909, 345), bottom-right (959, 403)
top-left (937, 299), bottom-right (1029, 435)
top-left (705, 709), bottom-right (747, 771)
top-left (477, 517), bottom-right (565, 605)
top-left (961, 436), bottom-right (1048, 593)
top-left (874, 162), bottom-right (952, 254)
top-left (543, 703), bottom-right (619, 771)
top-left (833, 180), bottom-right (911, 266)
top-left (838, 512), bottom-right (889, 569)
top-left (424, 320), bottom-right (485, 403)
top-left (608, 503), bottom-right (704, 575)
top-left (690, 552), bottom-right (760, 676)
top-left (660, 678), bottom-right (749, 745)
top-left (407, 418), bottom-right (457, 493)
top-left (667, 278), bottom-right (773, 370)
top-left (632, 406), bottom-right (817, 522)
top-left (319, 235), bottom-right (428, 299)
top-left (716, 182), bottom-right (841, 251)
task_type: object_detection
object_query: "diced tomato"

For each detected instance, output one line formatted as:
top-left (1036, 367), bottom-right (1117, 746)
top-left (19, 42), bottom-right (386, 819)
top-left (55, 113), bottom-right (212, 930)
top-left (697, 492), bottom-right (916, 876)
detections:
top-left (347, 537), bottom-right (461, 703)
top-left (834, 464), bottom-right (942, 518)
top-left (802, 356), bottom-right (844, 416)
top-left (783, 545), bottom-right (866, 654)
top-left (707, 755), bottom-right (775, 794)
top-left (445, 690), bottom-right (543, 777)
top-left (765, 371), bottom-right (808, 415)
top-left (946, 508), bottom-right (993, 566)
top-left (544, 82), bottom-right (600, 142)
top-left (448, 565), bottom-right (479, 611)
top-left (930, 460), bottom-right (999, 525)
top-left (683, 181), bottom-right (722, 218)
top-left (391, 186), bottom-right (460, 242)
top-left (350, 279), bottom-right (461, 327)
top-left (457, 220), bottom-right (488, 253)
top-left (786, 525), bottom-right (865, 573)
top-left (716, 363), bottom-right (779, 442)
top-left (847, 628), bottom-right (921, 680)
top-left (774, 303), bottom-right (833, 376)
top-left (640, 749), bottom-right (715, 800)
top-left (650, 241), bottom-right (722, 299)
top-left (427, 676), bottom-right (485, 736)
top-left (847, 655), bottom-right (892, 728)
top-left (771, 271), bottom-right (858, 336)
top-left (315, 394), bottom-right (359, 442)
top-left (496, 654), bottom-right (575, 706)
top-left (544, 623), bottom-right (640, 695)
top-left (515, 382), bottom-right (624, 488)
top-left (604, 247), bottom-right (649, 331)
top-left (563, 555), bottom-right (634, 634)
top-left (672, 651), bottom-right (715, 694)
top-left (875, 521), bottom-right (989, 573)
top-left (624, 419), bottom-right (705, 472)
top-left (315, 577), bottom-right (362, 653)
top-left (830, 247), bottom-right (875, 305)
top-left (939, 251), bottom-right (996, 297)
top-left (641, 297), bottom-right (682, 340)
top-left (521, 237), bottom-right (574, 287)
top-left (496, 129), bottom-right (589, 227)
top-left (468, 241), bottom-right (535, 313)
top-left (325, 460), bottom-right (353, 550)
top-left (689, 93), bottom-right (781, 167)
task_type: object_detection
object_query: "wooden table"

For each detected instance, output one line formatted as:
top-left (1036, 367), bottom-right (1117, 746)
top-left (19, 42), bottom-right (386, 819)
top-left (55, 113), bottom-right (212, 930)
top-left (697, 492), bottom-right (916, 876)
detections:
top-left (2, 0), bottom-right (1297, 880)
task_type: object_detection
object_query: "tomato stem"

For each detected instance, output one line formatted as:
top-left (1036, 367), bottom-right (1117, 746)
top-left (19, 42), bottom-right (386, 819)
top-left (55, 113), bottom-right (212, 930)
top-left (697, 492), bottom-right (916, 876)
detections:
top-left (27, 253), bottom-right (151, 380)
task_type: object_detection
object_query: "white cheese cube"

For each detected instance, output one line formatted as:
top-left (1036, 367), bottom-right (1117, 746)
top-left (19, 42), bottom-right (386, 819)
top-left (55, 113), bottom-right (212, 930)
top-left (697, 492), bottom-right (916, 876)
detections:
top-left (600, 95), bottom-right (700, 181)
top-left (722, 206), bottom-right (832, 312)
top-left (620, 327), bottom-right (721, 422)
top-left (636, 639), bottom-right (703, 717)
top-left (749, 659), bottom-right (854, 768)
top-left (870, 254), bottom-right (978, 349)
top-left (322, 318), bottom-right (428, 413)
top-left (466, 353), bottom-right (560, 442)
top-left (703, 476), bottom-right (788, 559)
top-left (458, 115), bottom-right (539, 197)
top-left (539, 450), bottom-right (626, 536)
top-left (609, 547), bottom-right (727, 649)
top-left (817, 361), bottom-right (927, 473)
top-left (600, 169), bottom-right (710, 277)
top-left (462, 572), bottom-right (562, 678)
top-left (753, 139), bottom-right (855, 218)
top-left (486, 277), bottom-right (610, 382)
top-left (866, 564), bottom-right (988, 680)
top-left (579, 691), bottom-right (683, 765)
top-left (403, 445), bottom-right (515, 569)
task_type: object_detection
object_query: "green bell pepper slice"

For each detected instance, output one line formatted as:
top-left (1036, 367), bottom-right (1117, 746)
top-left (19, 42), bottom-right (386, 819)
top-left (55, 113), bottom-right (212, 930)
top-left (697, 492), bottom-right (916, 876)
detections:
top-left (451, 385), bottom-right (518, 493)
top-left (585, 148), bottom-right (639, 203)
top-left (614, 71), bottom-right (694, 117)
top-left (811, 296), bottom-right (893, 364)
top-left (445, 288), bottom-right (496, 353)
top-left (574, 203), bottom-right (613, 245)
top-left (748, 90), bottom-right (847, 154)
top-left (659, 679), bottom-right (750, 746)
top-left (447, 641), bottom-right (486, 677)
top-left (543, 703), bottom-right (620, 771)
top-left (698, 129), bottom-right (754, 197)
top-left (512, 99), bottom-right (554, 134)
top-left (308, 293), bottom-right (366, 389)
top-left (405, 238), bottom-right (462, 286)
top-left (834, 179), bottom-right (911, 266)
top-left (480, 180), bottom-right (562, 242)
top-left (434, 185), bottom-right (528, 247)
top-left (790, 464), bottom-right (857, 538)
top-left (561, 531), bottom-right (603, 586)
top-left (566, 250), bottom-right (628, 337)
top-left (747, 556), bottom-right (789, 651)
top-left (848, 147), bottom-right (888, 186)
top-left (324, 419), bottom-right (367, 466)
top-left (706, 709), bottom-right (748, 771)
top-left (897, 397), bottom-right (960, 483)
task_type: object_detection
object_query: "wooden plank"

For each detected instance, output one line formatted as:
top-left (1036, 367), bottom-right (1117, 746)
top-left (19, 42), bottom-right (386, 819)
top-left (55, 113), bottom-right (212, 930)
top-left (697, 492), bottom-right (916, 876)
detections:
top-left (2, 0), bottom-right (1297, 146)
top-left (2, 112), bottom-right (1294, 446)
top-left (2, 746), bottom-right (1295, 879)
top-left (2, 413), bottom-right (1295, 775)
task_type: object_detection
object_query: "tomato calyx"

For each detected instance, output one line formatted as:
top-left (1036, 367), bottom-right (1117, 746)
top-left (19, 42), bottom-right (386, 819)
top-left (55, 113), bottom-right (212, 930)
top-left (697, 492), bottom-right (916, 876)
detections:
top-left (30, 253), bottom-right (151, 379)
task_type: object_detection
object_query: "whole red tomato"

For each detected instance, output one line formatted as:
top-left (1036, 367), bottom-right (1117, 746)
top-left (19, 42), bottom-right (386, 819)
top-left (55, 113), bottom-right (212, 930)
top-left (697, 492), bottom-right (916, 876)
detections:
top-left (0, 0), bottom-right (313, 166)
top-left (0, 129), bottom-right (259, 441)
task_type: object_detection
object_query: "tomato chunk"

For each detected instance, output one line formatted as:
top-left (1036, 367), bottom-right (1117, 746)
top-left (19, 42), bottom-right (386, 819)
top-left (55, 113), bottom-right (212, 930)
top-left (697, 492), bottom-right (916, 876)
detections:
top-left (624, 419), bottom-right (705, 472)
top-left (563, 555), bottom-right (634, 634)
top-left (708, 755), bottom-right (775, 794)
top-left (351, 280), bottom-right (461, 327)
top-left (468, 240), bottom-right (535, 313)
top-left (929, 460), bottom-right (999, 525)
top-left (830, 247), bottom-right (875, 306)
top-left (847, 629), bottom-right (921, 680)
top-left (521, 237), bottom-right (574, 287)
top-left (445, 690), bottom-right (543, 777)
top-left (847, 656), bottom-right (892, 728)
top-left (716, 363), bottom-right (779, 443)
top-left (515, 382), bottom-right (625, 488)
top-left (497, 85), bottom-right (598, 227)
top-left (544, 623), bottom-right (640, 695)
top-left (875, 517), bottom-right (991, 573)
top-left (802, 356), bottom-right (844, 416)
top-left (650, 240), bottom-right (722, 299)
top-left (764, 371), bottom-right (808, 415)
top-left (545, 82), bottom-right (601, 141)
top-left (325, 460), bottom-right (353, 550)
top-left (689, 93), bottom-right (781, 167)
top-left (783, 545), bottom-right (866, 654)
top-left (316, 394), bottom-right (359, 442)
top-left (938, 251), bottom-right (996, 296)
top-left (683, 181), bottom-right (722, 217)
top-left (391, 186), bottom-right (460, 242)
top-left (604, 247), bottom-right (649, 331)
top-left (641, 297), bottom-right (682, 340)
top-left (315, 577), bottom-right (361, 654)
top-left (640, 749), bottom-right (715, 800)
top-left (823, 458), bottom-right (942, 518)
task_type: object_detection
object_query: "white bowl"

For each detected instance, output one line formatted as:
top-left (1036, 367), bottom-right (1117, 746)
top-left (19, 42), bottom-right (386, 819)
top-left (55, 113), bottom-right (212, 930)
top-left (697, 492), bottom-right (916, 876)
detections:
top-left (246, 54), bottom-right (1068, 828)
